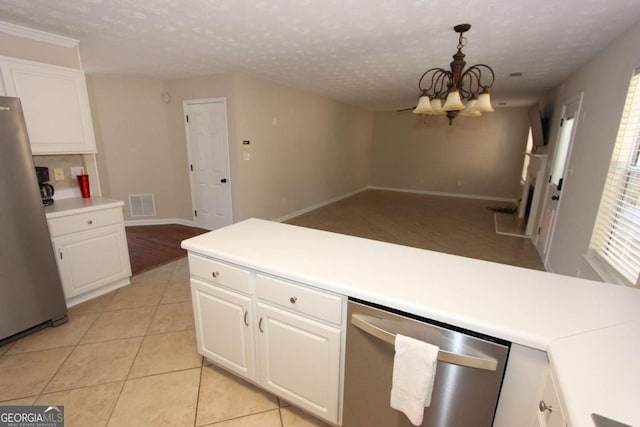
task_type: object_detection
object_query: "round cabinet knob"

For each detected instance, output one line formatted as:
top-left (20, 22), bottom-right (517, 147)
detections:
top-left (87, 220), bottom-right (93, 225)
top-left (289, 296), bottom-right (298, 304)
top-left (211, 271), bottom-right (220, 278)
top-left (538, 400), bottom-right (553, 413)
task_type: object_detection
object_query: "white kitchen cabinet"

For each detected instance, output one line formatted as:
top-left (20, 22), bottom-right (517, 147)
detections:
top-left (537, 370), bottom-right (566, 427)
top-left (187, 253), bottom-right (345, 425)
top-left (0, 55), bottom-right (97, 154)
top-left (47, 201), bottom-right (131, 306)
top-left (191, 278), bottom-right (255, 380)
top-left (257, 302), bottom-right (341, 423)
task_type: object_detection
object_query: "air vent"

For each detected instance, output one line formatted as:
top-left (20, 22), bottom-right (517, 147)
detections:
top-left (129, 193), bottom-right (156, 217)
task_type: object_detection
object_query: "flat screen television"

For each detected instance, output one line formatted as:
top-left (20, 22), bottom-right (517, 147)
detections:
top-left (528, 104), bottom-right (549, 149)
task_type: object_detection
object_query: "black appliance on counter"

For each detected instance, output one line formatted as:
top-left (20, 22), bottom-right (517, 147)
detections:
top-left (35, 166), bottom-right (55, 206)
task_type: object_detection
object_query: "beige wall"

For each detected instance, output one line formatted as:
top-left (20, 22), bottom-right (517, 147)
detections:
top-left (86, 76), bottom-right (175, 220)
top-left (541, 20), bottom-right (640, 279)
top-left (232, 74), bottom-right (372, 220)
top-left (89, 72), bottom-right (372, 224)
top-left (0, 32), bottom-right (80, 69)
top-left (371, 108), bottom-right (530, 200)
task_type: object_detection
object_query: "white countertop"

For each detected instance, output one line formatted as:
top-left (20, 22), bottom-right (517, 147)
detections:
top-left (44, 197), bottom-right (124, 218)
top-left (548, 321), bottom-right (640, 427)
top-left (181, 218), bottom-right (640, 351)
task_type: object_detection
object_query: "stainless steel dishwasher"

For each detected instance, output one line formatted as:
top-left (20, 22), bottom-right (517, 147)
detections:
top-left (343, 299), bottom-right (510, 427)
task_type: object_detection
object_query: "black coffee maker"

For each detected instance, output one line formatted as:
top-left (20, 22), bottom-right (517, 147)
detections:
top-left (35, 166), bottom-right (55, 206)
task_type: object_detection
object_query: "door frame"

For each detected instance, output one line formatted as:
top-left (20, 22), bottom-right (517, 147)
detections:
top-left (535, 92), bottom-right (583, 268)
top-left (183, 97), bottom-right (234, 228)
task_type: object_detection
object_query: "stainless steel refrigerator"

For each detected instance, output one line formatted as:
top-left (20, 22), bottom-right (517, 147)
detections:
top-left (0, 96), bottom-right (67, 343)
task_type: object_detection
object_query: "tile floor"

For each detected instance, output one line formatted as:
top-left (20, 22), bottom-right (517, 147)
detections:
top-left (0, 258), bottom-right (330, 427)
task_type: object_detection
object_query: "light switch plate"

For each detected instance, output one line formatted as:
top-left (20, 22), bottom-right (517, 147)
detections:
top-left (53, 167), bottom-right (65, 181)
top-left (70, 166), bottom-right (85, 178)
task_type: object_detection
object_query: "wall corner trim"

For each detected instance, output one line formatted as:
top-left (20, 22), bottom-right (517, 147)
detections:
top-left (0, 20), bottom-right (79, 48)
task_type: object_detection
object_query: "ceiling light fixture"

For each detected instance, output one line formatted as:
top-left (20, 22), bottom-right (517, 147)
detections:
top-left (413, 24), bottom-right (495, 125)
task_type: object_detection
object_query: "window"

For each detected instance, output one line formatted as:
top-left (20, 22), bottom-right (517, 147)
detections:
top-left (520, 127), bottom-right (534, 183)
top-left (590, 69), bottom-right (640, 286)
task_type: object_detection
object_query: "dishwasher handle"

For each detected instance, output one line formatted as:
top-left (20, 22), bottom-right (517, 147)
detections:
top-left (351, 313), bottom-right (498, 371)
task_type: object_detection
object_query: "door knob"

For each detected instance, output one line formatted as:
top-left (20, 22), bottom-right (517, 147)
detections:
top-left (552, 195), bottom-right (560, 201)
top-left (220, 178), bottom-right (227, 183)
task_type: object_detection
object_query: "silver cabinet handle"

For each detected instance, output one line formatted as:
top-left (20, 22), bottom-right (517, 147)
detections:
top-left (258, 317), bottom-right (264, 333)
top-left (244, 311), bottom-right (249, 327)
top-left (211, 271), bottom-right (219, 278)
top-left (538, 400), bottom-right (553, 413)
top-left (351, 313), bottom-right (498, 371)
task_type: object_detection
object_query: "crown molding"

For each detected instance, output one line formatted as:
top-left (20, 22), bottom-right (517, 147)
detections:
top-left (0, 20), bottom-right (78, 48)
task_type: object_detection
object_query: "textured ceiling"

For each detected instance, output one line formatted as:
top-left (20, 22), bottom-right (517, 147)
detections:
top-left (1, 0), bottom-right (640, 110)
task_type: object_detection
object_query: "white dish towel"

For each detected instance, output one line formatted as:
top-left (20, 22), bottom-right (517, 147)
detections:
top-left (390, 334), bottom-right (439, 426)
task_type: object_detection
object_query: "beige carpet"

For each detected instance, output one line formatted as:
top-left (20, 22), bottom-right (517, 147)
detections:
top-left (286, 189), bottom-right (545, 271)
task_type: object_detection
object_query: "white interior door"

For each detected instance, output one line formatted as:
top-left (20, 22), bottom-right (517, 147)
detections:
top-left (535, 94), bottom-right (583, 264)
top-left (184, 98), bottom-right (233, 230)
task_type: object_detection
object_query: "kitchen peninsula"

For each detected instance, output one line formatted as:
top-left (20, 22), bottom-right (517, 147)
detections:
top-left (182, 218), bottom-right (640, 427)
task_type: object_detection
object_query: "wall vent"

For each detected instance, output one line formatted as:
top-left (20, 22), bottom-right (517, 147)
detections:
top-left (129, 193), bottom-right (156, 217)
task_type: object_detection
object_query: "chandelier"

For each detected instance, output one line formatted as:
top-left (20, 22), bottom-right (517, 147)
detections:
top-left (413, 24), bottom-right (495, 125)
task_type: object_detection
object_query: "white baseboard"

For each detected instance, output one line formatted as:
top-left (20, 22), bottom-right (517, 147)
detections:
top-left (123, 186), bottom-right (514, 228)
top-left (368, 186), bottom-right (517, 203)
top-left (124, 218), bottom-right (197, 227)
top-left (273, 186), bottom-right (369, 223)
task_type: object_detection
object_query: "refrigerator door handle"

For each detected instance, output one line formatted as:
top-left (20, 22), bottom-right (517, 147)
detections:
top-left (351, 313), bottom-right (498, 371)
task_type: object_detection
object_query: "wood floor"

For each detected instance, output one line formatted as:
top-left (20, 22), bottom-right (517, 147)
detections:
top-left (125, 224), bottom-right (208, 275)
top-left (126, 189), bottom-right (544, 275)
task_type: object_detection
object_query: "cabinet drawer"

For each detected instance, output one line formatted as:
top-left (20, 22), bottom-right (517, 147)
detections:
top-left (188, 254), bottom-right (250, 294)
top-left (256, 274), bottom-right (342, 325)
top-left (48, 207), bottom-right (122, 237)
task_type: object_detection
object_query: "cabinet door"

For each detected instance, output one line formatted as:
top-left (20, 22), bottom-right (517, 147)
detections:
top-left (191, 278), bottom-right (255, 380)
top-left (0, 57), bottom-right (97, 154)
top-left (53, 224), bottom-right (131, 298)
top-left (537, 370), bottom-right (566, 427)
top-left (256, 302), bottom-right (341, 424)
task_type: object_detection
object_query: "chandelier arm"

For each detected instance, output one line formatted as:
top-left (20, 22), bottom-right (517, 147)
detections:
top-left (432, 71), bottom-right (452, 98)
top-left (460, 67), bottom-right (483, 98)
top-left (462, 64), bottom-right (495, 90)
top-left (418, 68), bottom-right (448, 95)
top-left (458, 72), bottom-right (476, 99)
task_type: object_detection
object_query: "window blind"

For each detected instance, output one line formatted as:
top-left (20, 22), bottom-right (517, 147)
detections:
top-left (590, 69), bottom-right (640, 286)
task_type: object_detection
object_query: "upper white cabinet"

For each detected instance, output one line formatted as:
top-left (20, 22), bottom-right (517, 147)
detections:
top-left (0, 56), bottom-right (97, 154)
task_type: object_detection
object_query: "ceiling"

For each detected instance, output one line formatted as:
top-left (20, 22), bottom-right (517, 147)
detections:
top-left (1, 0), bottom-right (640, 111)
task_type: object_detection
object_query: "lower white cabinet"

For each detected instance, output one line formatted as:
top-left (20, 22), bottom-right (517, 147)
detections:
top-left (47, 201), bottom-right (131, 306)
top-left (191, 278), bottom-right (255, 380)
top-left (188, 254), bottom-right (345, 425)
top-left (257, 302), bottom-right (341, 422)
top-left (537, 370), bottom-right (566, 427)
